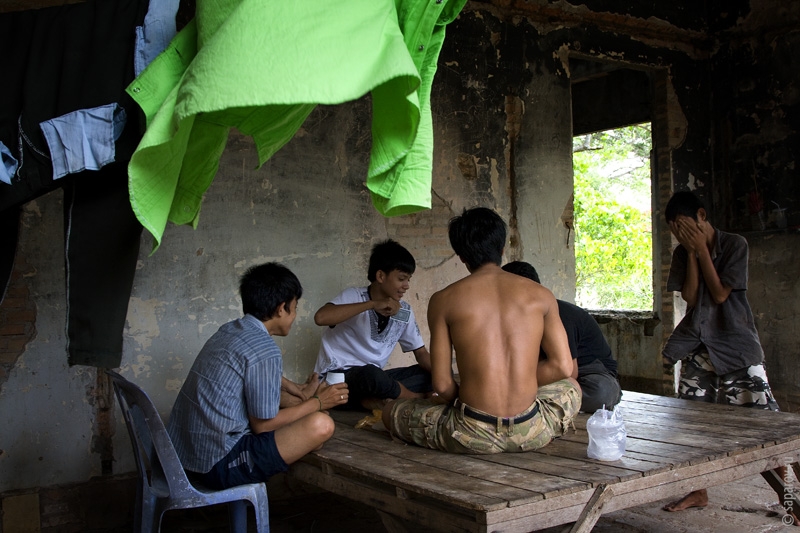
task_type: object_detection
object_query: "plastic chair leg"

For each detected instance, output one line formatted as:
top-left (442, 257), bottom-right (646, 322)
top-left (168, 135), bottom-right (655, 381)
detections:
top-left (228, 500), bottom-right (249, 533)
top-left (138, 485), bottom-right (159, 533)
top-left (251, 489), bottom-right (270, 532)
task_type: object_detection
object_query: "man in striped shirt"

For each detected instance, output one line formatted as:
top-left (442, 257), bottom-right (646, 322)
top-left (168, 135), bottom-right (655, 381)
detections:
top-left (167, 263), bottom-right (349, 489)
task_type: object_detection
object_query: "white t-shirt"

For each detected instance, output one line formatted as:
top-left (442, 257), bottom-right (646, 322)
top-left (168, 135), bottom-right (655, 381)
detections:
top-left (314, 286), bottom-right (425, 374)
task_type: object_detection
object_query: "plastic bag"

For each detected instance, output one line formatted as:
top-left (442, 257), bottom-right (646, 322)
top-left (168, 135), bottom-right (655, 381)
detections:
top-left (586, 405), bottom-right (626, 461)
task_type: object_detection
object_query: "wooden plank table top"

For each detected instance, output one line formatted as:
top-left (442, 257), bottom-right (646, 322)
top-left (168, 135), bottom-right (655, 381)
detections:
top-left (287, 391), bottom-right (800, 532)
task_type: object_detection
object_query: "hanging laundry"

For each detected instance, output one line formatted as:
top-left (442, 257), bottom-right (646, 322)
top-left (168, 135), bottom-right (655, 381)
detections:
top-left (0, 0), bottom-right (176, 367)
top-left (127, 0), bottom-right (467, 251)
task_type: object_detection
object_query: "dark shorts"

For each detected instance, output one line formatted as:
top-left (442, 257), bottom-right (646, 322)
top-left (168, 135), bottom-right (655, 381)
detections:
top-left (577, 358), bottom-right (622, 413)
top-left (195, 432), bottom-right (288, 490)
top-left (335, 364), bottom-right (432, 407)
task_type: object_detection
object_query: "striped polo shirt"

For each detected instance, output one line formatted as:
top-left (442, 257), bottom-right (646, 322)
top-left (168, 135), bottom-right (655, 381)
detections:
top-left (167, 314), bottom-right (282, 473)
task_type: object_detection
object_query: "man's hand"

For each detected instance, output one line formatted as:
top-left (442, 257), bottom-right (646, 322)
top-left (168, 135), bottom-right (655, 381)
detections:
top-left (300, 372), bottom-right (321, 399)
top-left (426, 392), bottom-right (451, 405)
top-left (373, 297), bottom-right (400, 317)
top-left (281, 376), bottom-right (306, 403)
top-left (280, 374), bottom-right (324, 408)
top-left (314, 382), bottom-right (349, 411)
top-left (670, 216), bottom-right (705, 254)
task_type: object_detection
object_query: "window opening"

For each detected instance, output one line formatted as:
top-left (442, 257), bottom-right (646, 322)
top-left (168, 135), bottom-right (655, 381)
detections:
top-left (573, 123), bottom-right (653, 311)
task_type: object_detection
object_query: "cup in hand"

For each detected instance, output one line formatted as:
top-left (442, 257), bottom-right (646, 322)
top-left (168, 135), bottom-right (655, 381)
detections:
top-left (326, 372), bottom-right (345, 385)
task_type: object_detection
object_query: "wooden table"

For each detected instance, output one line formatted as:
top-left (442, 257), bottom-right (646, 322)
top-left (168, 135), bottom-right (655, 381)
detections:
top-left (287, 391), bottom-right (800, 532)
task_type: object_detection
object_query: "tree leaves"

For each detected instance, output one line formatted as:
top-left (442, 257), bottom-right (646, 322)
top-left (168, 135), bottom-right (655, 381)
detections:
top-left (573, 124), bottom-right (653, 310)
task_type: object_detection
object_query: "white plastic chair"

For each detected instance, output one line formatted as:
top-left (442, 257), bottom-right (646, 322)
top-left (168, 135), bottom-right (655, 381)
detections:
top-left (107, 370), bottom-right (269, 532)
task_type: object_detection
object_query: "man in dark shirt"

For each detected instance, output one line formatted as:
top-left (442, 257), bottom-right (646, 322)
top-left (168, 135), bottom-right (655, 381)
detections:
top-left (659, 191), bottom-right (793, 522)
top-left (502, 261), bottom-right (621, 413)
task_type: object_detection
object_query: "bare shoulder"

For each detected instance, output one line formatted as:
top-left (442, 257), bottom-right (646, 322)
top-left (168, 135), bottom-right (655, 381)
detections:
top-left (533, 283), bottom-right (559, 315)
top-left (529, 278), bottom-right (556, 300)
top-left (503, 270), bottom-right (556, 306)
top-left (429, 278), bottom-right (467, 308)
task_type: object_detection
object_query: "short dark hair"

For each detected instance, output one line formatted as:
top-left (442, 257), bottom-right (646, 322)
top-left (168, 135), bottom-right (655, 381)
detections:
top-left (665, 191), bottom-right (705, 223)
top-left (367, 239), bottom-right (416, 282)
top-left (239, 262), bottom-right (302, 320)
top-left (448, 207), bottom-right (507, 270)
top-left (502, 261), bottom-right (540, 284)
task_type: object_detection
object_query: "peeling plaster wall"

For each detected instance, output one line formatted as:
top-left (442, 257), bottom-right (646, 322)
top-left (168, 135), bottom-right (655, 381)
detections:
top-left (748, 235), bottom-right (800, 410)
top-left (0, 195), bottom-right (100, 489)
top-left (461, 0), bottom-right (799, 401)
top-left (711, 2), bottom-right (800, 231)
top-left (455, 1), bottom-right (712, 393)
top-left (702, 0), bottom-right (800, 404)
top-left (513, 28), bottom-right (577, 299)
top-left (2, 0), bottom-right (799, 503)
top-left (0, 79), bottom-right (500, 493)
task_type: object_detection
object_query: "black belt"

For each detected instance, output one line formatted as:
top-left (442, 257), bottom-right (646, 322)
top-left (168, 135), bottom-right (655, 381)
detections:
top-left (461, 402), bottom-right (540, 427)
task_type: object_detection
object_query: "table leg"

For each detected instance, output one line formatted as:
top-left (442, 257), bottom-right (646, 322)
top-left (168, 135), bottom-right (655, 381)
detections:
top-left (569, 483), bottom-right (614, 533)
top-left (761, 467), bottom-right (798, 525)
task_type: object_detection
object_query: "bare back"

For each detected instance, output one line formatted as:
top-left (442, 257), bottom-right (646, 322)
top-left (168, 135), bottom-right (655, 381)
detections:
top-left (427, 264), bottom-right (572, 417)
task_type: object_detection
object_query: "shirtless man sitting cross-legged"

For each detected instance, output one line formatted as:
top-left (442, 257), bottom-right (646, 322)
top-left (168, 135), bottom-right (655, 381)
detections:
top-left (382, 207), bottom-right (581, 453)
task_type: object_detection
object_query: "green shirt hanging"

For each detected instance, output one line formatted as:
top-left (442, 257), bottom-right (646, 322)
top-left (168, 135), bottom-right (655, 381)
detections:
top-left (127, 0), bottom-right (466, 250)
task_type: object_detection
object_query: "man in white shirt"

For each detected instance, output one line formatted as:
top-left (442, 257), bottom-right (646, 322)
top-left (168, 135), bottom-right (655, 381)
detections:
top-left (314, 240), bottom-right (432, 410)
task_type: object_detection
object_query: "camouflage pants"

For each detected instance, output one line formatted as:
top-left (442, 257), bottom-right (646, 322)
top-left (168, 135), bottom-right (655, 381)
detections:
top-left (387, 379), bottom-right (581, 454)
top-left (678, 350), bottom-right (780, 411)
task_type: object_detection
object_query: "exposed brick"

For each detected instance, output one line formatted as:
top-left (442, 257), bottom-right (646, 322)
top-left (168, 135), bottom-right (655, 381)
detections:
top-left (421, 238), bottom-right (447, 248)
top-left (0, 253), bottom-right (36, 388)
top-left (0, 352), bottom-right (20, 364)
top-left (5, 338), bottom-right (28, 352)
top-left (3, 309), bottom-right (36, 323)
top-left (2, 492), bottom-right (40, 533)
top-left (0, 324), bottom-right (26, 335)
top-left (0, 297), bottom-right (26, 309)
top-left (32, 474), bottom-right (137, 531)
top-left (4, 287), bottom-right (28, 298)
top-left (394, 227), bottom-right (431, 237)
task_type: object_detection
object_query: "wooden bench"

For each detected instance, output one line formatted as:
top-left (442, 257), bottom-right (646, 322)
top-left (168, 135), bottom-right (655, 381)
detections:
top-left (287, 391), bottom-right (800, 532)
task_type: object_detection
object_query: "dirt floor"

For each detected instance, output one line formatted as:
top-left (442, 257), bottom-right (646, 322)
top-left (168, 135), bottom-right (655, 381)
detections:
top-left (150, 472), bottom-right (798, 533)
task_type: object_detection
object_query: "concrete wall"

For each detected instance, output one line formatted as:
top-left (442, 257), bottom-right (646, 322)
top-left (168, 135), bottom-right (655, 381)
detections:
top-left (0, 9), bottom-right (574, 495)
top-left (0, 2), bottom-right (798, 527)
top-left (0, 27), bottom-right (647, 495)
top-left (0, 99), bottom-right (473, 493)
top-left (707, 1), bottom-right (800, 407)
top-left (744, 234), bottom-right (800, 411)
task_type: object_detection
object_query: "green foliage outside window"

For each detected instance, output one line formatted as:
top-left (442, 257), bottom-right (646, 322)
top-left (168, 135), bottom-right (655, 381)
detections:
top-left (573, 124), bottom-right (653, 310)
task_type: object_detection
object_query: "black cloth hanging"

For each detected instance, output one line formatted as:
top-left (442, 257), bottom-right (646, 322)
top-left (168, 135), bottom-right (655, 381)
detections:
top-left (0, 0), bottom-right (150, 367)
